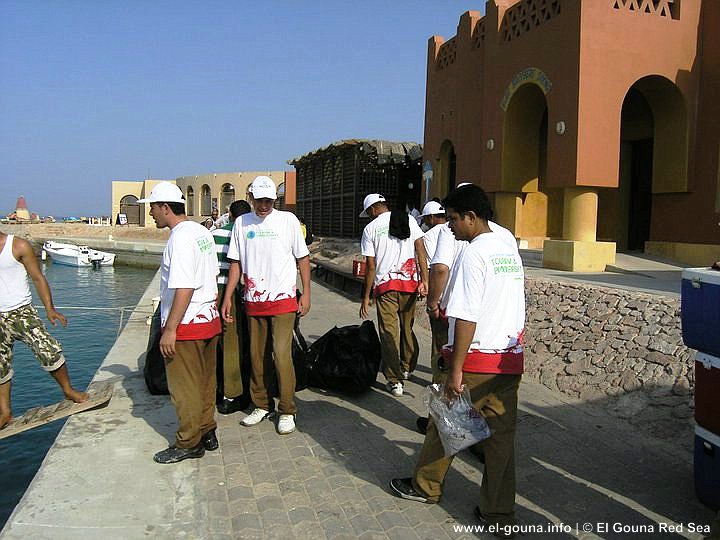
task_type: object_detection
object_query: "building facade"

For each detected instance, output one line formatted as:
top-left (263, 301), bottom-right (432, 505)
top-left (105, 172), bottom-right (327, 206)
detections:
top-left (423, 0), bottom-right (720, 269)
top-left (111, 171), bottom-right (295, 227)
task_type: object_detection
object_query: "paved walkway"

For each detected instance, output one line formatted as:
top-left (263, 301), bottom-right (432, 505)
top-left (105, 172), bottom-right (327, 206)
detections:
top-left (1, 273), bottom-right (715, 539)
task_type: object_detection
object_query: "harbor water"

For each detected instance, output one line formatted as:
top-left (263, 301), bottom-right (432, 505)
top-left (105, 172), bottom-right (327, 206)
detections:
top-left (0, 260), bottom-right (156, 527)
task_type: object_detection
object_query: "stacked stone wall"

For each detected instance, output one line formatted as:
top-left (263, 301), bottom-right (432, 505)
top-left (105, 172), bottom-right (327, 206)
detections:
top-left (524, 277), bottom-right (694, 437)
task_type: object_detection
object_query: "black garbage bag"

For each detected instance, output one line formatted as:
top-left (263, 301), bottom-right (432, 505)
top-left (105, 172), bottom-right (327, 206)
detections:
top-left (306, 320), bottom-right (381, 394)
top-left (293, 317), bottom-right (310, 391)
top-left (143, 304), bottom-right (169, 395)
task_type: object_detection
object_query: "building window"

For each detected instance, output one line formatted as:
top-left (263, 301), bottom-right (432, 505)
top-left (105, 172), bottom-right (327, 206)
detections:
top-left (186, 186), bottom-right (194, 216)
top-left (220, 183), bottom-right (235, 214)
top-left (201, 184), bottom-right (211, 216)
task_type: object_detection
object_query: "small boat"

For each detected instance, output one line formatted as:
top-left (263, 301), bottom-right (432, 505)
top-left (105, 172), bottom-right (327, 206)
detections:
top-left (42, 241), bottom-right (116, 268)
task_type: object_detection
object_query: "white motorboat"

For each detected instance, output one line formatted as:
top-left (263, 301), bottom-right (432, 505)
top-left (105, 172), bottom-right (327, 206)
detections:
top-left (42, 241), bottom-right (116, 268)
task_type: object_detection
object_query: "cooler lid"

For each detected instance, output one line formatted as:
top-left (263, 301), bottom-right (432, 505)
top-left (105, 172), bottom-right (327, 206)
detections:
top-left (682, 267), bottom-right (720, 286)
top-left (696, 424), bottom-right (720, 447)
top-left (697, 351), bottom-right (720, 369)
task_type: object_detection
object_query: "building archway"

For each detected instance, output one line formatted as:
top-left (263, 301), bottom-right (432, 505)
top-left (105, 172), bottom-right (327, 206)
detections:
top-left (201, 184), bottom-right (211, 216)
top-left (598, 75), bottom-right (689, 251)
top-left (220, 183), bottom-right (235, 214)
top-left (186, 186), bottom-right (194, 216)
top-left (119, 195), bottom-right (140, 225)
top-left (500, 83), bottom-right (561, 241)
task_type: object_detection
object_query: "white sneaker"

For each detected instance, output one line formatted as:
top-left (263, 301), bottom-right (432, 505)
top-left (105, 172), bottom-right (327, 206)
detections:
top-left (240, 408), bottom-right (270, 426)
top-left (277, 414), bottom-right (296, 435)
top-left (386, 382), bottom-right (403, 397)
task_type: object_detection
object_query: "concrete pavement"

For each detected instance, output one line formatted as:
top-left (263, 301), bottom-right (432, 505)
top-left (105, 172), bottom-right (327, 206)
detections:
top-left (1, 272), bottom-right (715, 539)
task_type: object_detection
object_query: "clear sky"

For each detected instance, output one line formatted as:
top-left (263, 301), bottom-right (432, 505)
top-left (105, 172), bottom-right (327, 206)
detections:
top-left (1, 0), bottom-right (483, 217)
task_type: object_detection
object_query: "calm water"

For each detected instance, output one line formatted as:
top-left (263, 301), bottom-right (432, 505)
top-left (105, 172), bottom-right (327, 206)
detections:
top-left (0, 261), bottom-right (156, 527)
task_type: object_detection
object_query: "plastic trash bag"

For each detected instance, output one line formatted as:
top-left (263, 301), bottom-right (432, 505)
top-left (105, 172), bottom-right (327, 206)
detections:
top-left (423, 383), bottom-right (491, 457)
top-left (143, 303), bottom-right (169, 395)
top-left (306, 320), bottom-right (381, 394)
top-left (293, 317), bottom-right (310, 391)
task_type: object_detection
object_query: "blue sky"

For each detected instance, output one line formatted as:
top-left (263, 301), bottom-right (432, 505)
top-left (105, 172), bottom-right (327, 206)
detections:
top-left (1, 0), bottom-right (482, 217)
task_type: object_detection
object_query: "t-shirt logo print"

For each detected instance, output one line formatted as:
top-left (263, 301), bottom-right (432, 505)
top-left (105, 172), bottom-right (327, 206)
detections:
top-left (246, 231), bottom-right (256, 240)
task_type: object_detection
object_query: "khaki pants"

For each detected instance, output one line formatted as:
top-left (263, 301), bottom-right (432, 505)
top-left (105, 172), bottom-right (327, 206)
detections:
top-left (375, 291), bottom-right (418, 384)
top-left (429, 316), bottom-right (449, 384)
top-left (248, 312), bottom-right (297, 415)
top-left (217, 285), bottom-right (244, 399)
top-left (165, 336), bottom-right (219, 449)
top-left (413, 373), bottom-right (521, 528)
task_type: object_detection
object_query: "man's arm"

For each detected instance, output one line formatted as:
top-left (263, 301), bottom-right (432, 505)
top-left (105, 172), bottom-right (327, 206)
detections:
top-left (426, 263), bottom-right (449, 320)
top-left (159, 288), bottom-right (193, 358)
top-left (445, 318), bottom-right (476, 399)
top-left (221, 260), bottom-right (241, 322)
top-left (297, 255), bottom-right (311, 317)
top-left (414, 238), bottom-right (429, 297)
top-left (16, 239), bottom-right (66, 327)
top-left (359, 256), bottom-right (376, 319)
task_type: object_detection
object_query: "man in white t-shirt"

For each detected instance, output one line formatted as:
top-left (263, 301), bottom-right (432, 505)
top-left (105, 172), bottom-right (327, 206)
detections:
top-left (391, 184), bottom-right (525, 538)
top-left (359, 194), bottom-right (428, 397)
top-left (222, 176), bottom-right (311, 435)
top-left (140, 182), bottom-right (222, 464)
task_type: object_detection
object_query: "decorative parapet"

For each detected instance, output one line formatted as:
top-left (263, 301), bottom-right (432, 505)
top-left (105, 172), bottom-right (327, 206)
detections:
top-left (473, 16), bottom-right (486, 49)
top-left (612, 0), bottom-right (678, 19)
top-left (500, 0), bottom-right (562, 42)
top-left (435, 37), bottom-right (457, 71)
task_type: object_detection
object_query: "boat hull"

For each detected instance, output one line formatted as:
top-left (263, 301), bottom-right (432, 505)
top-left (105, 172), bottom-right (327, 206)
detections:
top-left (42, 241), bottom-right (116, 267)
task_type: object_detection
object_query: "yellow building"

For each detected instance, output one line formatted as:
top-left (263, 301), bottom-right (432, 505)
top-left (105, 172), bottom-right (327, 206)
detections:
top-left (111, 171), bottom-right (291, 227)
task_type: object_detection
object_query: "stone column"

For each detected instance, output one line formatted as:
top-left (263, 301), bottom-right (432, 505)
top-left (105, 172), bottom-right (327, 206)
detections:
top-left (562, 187), bottom-right (598, 242)
top-left (494, 192), bottom-right (522, 237)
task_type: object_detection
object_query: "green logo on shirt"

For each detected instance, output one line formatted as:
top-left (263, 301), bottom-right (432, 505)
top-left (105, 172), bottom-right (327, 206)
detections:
top-left (490, 255), bottom-right (521, 275)
top-left (197, 237), bottom-right (213, 253)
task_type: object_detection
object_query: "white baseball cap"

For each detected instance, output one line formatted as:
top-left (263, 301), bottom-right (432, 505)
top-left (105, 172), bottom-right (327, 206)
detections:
top-left (359, 193), bottom-right (386, 217)
top-left (249, 175), bottom-right (277, 200)
top-left (137, 182), bottom-right (185, 204)
top-left (420, 201), bottom-right (445, 217)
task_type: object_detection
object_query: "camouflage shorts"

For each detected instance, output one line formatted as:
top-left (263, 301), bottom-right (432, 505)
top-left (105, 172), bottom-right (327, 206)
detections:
top-left (0, 304), bottom-right (65, 384)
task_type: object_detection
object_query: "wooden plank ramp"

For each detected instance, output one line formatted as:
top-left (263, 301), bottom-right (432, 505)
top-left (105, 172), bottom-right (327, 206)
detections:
top-left (0, 381), bottom-right (113, 440)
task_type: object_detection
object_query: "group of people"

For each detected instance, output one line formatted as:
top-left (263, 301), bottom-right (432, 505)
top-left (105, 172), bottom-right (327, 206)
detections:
top-left (0, 175), bottom-right (525, 538)
top-left (355, 184), bottom-right (525, 537)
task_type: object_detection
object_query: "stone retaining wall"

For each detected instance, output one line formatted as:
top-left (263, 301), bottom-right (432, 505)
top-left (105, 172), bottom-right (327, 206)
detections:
top-left (524, 276), bottom-right (694, 438)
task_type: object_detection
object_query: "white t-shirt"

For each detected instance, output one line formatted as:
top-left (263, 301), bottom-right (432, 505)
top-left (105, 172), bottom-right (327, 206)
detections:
top-left (443, 231), bottom-right (525, 374)
top-left (432, 221), bottom-right (518, 309)
top-left (360, 211), bottom-right (424, 296)
top-left (227, 209), bottom-right (309, 316)
top-left (160, 220), bottom-right (221, 340)
top-left (421, 223), bottom-right (444, 270)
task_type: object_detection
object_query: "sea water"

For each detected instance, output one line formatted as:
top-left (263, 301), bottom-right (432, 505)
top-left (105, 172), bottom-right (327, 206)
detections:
top-left (0, 261), bottom-right (156, 527)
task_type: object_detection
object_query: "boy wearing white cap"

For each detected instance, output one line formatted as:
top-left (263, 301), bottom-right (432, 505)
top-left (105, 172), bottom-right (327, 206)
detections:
top-left (222, 176), bottom-right (311, 435)
top-left (359, 194), bottom-right (428, 397)
top-left (141, 182), bottom-right (222, 464)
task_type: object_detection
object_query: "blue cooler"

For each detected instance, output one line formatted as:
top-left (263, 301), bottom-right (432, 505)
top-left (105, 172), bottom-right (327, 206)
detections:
top-left (682, 268), bottom-right (720, 356)
top-left (695, 425), bottom-right (720, 510)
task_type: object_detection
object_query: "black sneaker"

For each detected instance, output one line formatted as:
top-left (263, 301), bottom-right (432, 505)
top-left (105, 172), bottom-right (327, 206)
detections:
top-left (389, 478), bottom-right (433, 504)
top-left (416, 416), bottom-right (429, 435)
top-left (153, 443), bottom-right (205, 464)
top-left (474, 507), bottom-right (515, 539)
top-left (216, 394), bottom-right (251, 415)
top-left (201, 429), bottom-right (219, 451)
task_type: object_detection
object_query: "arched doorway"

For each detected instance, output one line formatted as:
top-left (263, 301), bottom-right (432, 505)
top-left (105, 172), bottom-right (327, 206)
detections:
top-left (599, 76), bottom-right (688, 251)
top-left (220, 183), bottom-right (235, 213)
top-left (119, 195), bottom-right (140, 225)
top-left (201, 184), bottom-right (211, 216)
top-left (186, 186), bottom-right (194, 216)
top-left (437, 140), bottom-right (456, 199)
top-left (500, 83), bottom-right (561, 240)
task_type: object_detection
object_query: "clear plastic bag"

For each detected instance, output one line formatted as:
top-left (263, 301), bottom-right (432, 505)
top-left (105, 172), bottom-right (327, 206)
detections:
top-left (423, 383), bottom-right (492, 457)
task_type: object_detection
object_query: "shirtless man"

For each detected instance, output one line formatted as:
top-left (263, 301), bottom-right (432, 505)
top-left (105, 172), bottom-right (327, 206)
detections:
top-left (0, 231), bottom-right (88, 429)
